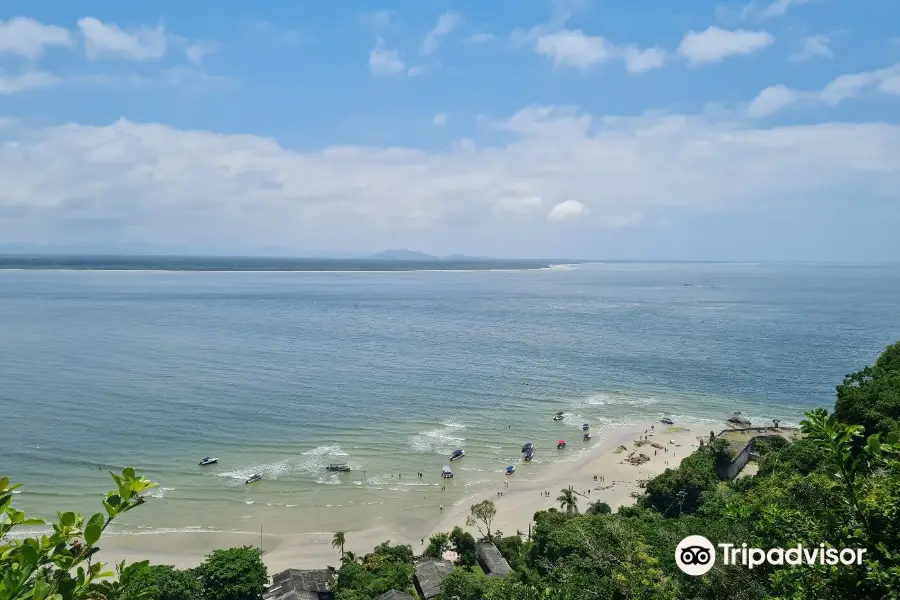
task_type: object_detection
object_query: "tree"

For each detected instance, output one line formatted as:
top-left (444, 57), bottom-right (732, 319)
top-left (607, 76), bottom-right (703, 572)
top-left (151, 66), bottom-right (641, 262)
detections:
top-left (0, 469), bottom-right (157, 600)
top-left (439, 568), bottom-right (488, 600)
top-left (423, 532), bottom-right (450, 559)
top-left (449, 526), bottom-right (478, 567)
top-left (834, 341), bottom-right (900, 438)
top-left (556, 488), bottom-right (579, 516)
top-left (120, 564), bottom-right (202, 600)
top-left (585, 500), bottom-right (611, 515)
top-left (370, 541), bottom-right (414, 564)
top-left (465, 500), bottom-right (497, 540)
top-left (196, 547), bottom-right (267, 600)
top-left (641, 444), bottom-right (720, 516)
top-left (332, 531), bottom-right (346, 559)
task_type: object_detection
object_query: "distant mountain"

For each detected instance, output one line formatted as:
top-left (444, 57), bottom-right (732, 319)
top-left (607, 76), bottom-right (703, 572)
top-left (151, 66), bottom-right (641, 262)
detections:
top-left (369, 249), bottom-right (439, 260)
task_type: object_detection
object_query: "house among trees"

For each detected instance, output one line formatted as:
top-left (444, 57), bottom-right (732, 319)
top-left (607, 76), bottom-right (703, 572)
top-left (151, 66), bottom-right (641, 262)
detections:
top-left (476, 540), bottom-right (512, 577)
top-left (264, 568), bottom-right (336, 600)
top-left (413, 558), bottom-right (454, 600)
top-left (376, 591), bottom-right (415, 600)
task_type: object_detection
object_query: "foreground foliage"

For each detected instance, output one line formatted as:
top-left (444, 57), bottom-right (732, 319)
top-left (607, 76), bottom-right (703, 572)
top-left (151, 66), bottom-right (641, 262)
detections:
top-left (1, 468), bottom-right (157, 600)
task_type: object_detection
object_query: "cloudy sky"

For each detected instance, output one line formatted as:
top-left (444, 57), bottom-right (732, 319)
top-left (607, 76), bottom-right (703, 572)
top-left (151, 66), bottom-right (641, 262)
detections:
top-left (0, 0), bottom-right (898, 260)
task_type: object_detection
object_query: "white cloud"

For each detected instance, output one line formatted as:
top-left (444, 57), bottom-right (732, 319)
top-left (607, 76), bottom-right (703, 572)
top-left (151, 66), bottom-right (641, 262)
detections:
top-left (746, 63), bottom-right (900, 118)
top-left (186, 40), bottom-right (218, 64)
top-left (2, 105), bottom-right (898, 252)
top-left (747, 84), bottom-right (800, 117)
top-left (432, 113), bottom-right (449, 126)
top-left (534, 29), bottom-right (613, 69)
top-left (743, 0), bottom-right (818, 20)
top-left (0, 71), bottom-right (62, 95)
top-left (790, 35), bottom-right (832, 62)
top-left (678, 26), bottom-right (774, 66)
top-left (527, 28), bottom-right (665, 73)
top-left (407, 66), bottom-right (426, 77)
top-left (620, 46), bottom-right (667, 74)
top-left (0, 17), bottom-right (72, 58)
top-left (369, 38), bottom-right (405, 75)
top-left (77, 17), bottom-right (167, 61)
top-left (547, 200), bottom-right (590, 222)
top-left (421, 12), bottom-right (463, 55)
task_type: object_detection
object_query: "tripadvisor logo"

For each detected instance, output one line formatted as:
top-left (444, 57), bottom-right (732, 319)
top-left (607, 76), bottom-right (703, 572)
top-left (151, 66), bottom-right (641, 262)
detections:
top-left (675, 536), bottom-right (867, 576)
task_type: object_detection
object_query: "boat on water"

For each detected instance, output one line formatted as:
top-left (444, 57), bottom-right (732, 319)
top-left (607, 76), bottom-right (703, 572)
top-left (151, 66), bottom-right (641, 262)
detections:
top-left (245, 473), bottom-right (262, 485)
top-left (524, 447), bottom-right (535, 461)
top-left (326, 463), bottom-right (351, 472)
top-left (441, 465), bottom-right (454, 479)
top-left (198, 457), bottom-right (218, 466)
top-left (660, 418), bottom-right (674, 425)
top-left (505, 465), bottom-right (516, 475)
top-left (553, 411), bottom-right (565, 421)
top-left (557, 440), bottom-right (566, 449)
top-left (450, 448), bottom-right (465, 461)
top-left (582, 423), bottom-right (590, 431)
top-left (521, 441), bottom-right (533, 453)
top-left (583, 433), bottom-right (592, 441)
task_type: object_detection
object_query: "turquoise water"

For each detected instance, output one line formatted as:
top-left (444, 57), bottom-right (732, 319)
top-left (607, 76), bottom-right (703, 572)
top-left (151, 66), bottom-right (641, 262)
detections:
top-left (2, 262), bottom-right (899, 537)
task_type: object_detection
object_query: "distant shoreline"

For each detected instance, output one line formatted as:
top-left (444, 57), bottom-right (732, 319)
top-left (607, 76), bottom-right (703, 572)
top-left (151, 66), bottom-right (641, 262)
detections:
top-left (0, 256), bottom-right (581, 272)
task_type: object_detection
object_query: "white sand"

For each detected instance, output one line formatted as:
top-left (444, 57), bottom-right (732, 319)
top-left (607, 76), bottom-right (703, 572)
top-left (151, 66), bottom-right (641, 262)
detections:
top-left (96, 422), bottom-right (707, 572)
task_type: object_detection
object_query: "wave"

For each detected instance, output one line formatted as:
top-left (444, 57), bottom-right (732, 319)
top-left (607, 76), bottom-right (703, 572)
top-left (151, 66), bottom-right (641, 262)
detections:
top-left (408, 423), bottom-right (466, 454)
top-left (147, 487), bottom-right (175, 499)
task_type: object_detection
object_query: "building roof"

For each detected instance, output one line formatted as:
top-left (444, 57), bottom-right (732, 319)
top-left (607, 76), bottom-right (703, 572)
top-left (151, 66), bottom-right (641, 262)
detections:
top-left (264, 569), bottom-right (334, 600)
top-left (376, 591), bottom-right (415, 600)
top-left (476, 541), bottom-right (512, 577)
top-left (414, 558), bottom-right (454, 600)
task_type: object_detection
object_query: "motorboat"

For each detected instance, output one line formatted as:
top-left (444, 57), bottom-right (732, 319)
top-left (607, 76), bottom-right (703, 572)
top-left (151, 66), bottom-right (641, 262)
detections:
top-left (557, 440), bottom-right (566, 449)
top-left (326, 463), bottom-right (351, 472)
top-left (245, 473), bottom-right (262, 485)
top-left (582, 423), bottom-right (590, 431)
top-left (441, 465), bottom-right (454, 479)
top-left (583, 433), bottom-right (592, 441)
top-left (552, 412), bottom-right (565, 421)
top-left (521, 442), bottom-right (533, 453)
top-left (660, 418), bottom-right (674, 425)
top-left (505, 465), bottom-right (516, 475)
top-left (524, 447), bottom-right (535, 461)
top-left (450, 448), bottom-right (465, 461)
top-left (198, 457), bottom-right (218, 466)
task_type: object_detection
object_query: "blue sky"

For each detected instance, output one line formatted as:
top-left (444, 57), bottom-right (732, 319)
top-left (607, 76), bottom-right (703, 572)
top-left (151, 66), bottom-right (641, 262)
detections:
top-left (0, 0), bottom-right (899, 260)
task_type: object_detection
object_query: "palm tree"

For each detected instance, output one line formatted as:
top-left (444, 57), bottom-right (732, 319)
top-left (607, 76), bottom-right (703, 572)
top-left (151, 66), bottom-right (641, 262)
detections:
top-left (557, 488), bottom-right (579, 516)
top-left (331, 531), bottom-right (346, 559)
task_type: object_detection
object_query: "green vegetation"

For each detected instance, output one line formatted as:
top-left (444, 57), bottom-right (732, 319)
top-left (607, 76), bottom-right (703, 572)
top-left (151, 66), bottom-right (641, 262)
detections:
top-left (331, 531), bottom-right (346, 560)
top-left (835, 340), bottom-right (900, 438)
top-left (333, 541), bottom-right (415, 599)
top-left (4, 342), bottom-right (900, 599)
top-left (0, 468), bottom-right (157, 600)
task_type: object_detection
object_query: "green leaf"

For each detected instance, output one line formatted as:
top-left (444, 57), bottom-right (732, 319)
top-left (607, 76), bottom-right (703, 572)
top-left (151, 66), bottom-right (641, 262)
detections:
top-left (32, 579), bottom-right (50, 600)
top-left (84, 513), bottom-right (104, 547)
top-left (0, 477), bottom-right (9, 489)
top-left (123, 467), bottom-right (136, 479)
top-left (59, 512), bottom-right (76, 527)
top-left (21, 543), bottom-right (38, 567)
top-left (57, 579), bottom-right (76, 597)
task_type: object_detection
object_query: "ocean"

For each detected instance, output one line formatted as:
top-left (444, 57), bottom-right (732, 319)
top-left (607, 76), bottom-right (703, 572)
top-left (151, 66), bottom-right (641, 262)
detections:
top-left (2, 260), bottom-right (899, 543)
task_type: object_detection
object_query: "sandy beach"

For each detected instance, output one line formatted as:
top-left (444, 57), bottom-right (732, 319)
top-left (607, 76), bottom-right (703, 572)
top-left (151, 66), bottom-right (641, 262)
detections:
top-left (96, 421), bottom-right (707, 573)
